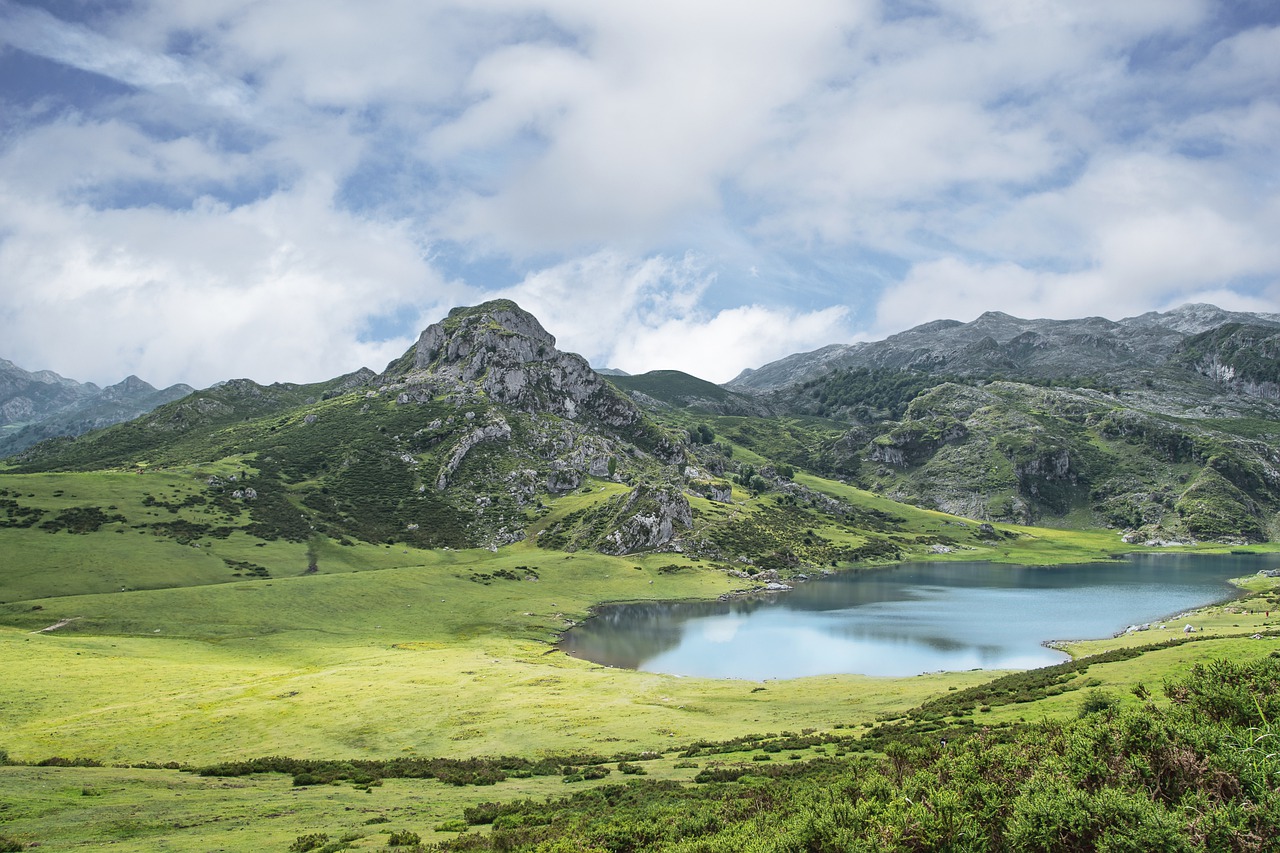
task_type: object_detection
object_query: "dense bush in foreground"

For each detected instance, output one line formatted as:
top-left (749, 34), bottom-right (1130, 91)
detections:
top-left (429, 655), bottom-right (1280, 852)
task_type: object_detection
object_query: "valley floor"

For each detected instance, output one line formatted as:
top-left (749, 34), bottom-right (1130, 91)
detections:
top-left (2, 539), bottom-right (1278, 850)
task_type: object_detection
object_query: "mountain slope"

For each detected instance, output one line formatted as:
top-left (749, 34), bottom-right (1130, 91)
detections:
top-left (1173, 322), bottom-right (1280, 398)
top-left (11, 300), bottom-right (1279, 551)
top-left (607, 369), bottom-right (771, 415)
top-left (0, 358), bottom-right (95, 425)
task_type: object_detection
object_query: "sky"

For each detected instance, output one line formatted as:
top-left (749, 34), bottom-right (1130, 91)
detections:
top-left (1, 0), bottom-right (1278, 389)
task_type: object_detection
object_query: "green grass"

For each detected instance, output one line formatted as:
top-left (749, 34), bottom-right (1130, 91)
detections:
top-left (0, 763), bottom-right (626, 851)
top-left (5, 459), bottom-right (1280, 850)
top-left (0, 569), bottom-right (995, 769)
top-left (0, 738), bottom-right (861, 852)
top-left (3, 632), bottom-right (1279, 851)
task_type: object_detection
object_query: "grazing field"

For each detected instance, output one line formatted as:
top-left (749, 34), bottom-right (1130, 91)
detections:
top-left (3, 466), bottom-right (1280, 850)
top-left (1, 537), bottom-right (1007, 766)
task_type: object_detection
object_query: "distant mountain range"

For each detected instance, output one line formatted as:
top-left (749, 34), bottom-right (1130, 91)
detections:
top-left (727, 303), bottom-right (1280, 399)
top-left (0, 359), bottom-right (193, 456)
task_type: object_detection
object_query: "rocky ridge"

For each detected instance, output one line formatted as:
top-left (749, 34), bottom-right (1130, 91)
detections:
top-left (728, 304), bottom-right (1280, 396)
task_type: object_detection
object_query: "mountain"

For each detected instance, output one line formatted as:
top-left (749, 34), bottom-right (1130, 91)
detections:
top-left (0, 359), bottom-right (194, 456)
top-left (11, 301), bottom-right (705, 554)
top-left (11, 299), bottom-right (1280, 549)
top-left (726, 304), bottom-right (1280, 395)
top-left (857, 379), bottom-right (1280, 541)
top-left (607, 369), bottom-right (771, 416)
top-left (0, 358), bottom-right (93, 424)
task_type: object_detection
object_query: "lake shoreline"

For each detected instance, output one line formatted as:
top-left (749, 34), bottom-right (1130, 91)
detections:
top-left (562, 553), bottom-right (1277, 680)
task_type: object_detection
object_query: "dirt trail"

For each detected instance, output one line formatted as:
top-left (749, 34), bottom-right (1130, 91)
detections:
top-left (31, 617), bottom-right (80, 634)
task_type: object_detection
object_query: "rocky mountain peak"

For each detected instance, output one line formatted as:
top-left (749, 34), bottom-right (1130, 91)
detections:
top-left (402, 300), bottom-right (650, 435)
top-left (414, 299), bottom-right (557, 371)
top-left (103, 375), bottom-right (156, 398)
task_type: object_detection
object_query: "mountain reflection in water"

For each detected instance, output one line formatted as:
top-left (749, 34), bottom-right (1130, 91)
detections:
top-left (560, 553), bottom-right (1269, 679)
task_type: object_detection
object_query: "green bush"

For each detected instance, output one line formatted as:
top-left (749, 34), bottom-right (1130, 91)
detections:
top-left (1078, 688), bottom-right (1118, 717)
top-left (288, 834), bottom-right (329, 853)
top-left (386, 830), bottom-right (420, 847)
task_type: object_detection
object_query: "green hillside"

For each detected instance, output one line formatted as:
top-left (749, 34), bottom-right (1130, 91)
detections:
top-left (607, 370), bottom-right (761, 414)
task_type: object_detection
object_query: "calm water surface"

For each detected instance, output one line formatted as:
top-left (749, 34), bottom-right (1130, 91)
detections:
top-left (561, 553), bottom-right (1276, 679)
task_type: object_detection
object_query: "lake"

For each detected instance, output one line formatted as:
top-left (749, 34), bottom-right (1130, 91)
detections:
top-left (560, 553), bottom-right (1276, 679)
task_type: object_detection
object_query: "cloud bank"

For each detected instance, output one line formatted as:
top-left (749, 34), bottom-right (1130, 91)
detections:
top-left (0, 0), bottom-right (1277, 387)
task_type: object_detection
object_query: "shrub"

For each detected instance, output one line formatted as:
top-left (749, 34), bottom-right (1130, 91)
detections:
top-left (35, 756), bottom-right (102, 767)
top-left (288, 834), bottom-right (329, 853)
top-left (1078, 689), bottom-right (1118, 717)
top-left (387, 830), bottom-right (421, 847)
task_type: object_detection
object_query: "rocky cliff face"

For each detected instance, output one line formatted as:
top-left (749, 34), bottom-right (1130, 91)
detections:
top-left (852, 380), bottom-right (1280, 541)
top-left (598, 485), bottom-right (694, 555)
top-left (385, 300), bottom-right (683, 452)
top-left (1173, 324), bottom-right (1280, 400)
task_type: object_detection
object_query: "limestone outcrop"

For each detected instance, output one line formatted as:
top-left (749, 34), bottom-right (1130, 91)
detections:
top-left (599, 485), bottom-right (693, 555)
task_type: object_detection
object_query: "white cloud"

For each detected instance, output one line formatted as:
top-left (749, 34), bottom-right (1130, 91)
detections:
top-left (0, 0), bottom-right (253, 113)
top-left (871, 259), bottom-right (1093, 334)
top-left (1, 0), bottom-right (1278, 391)
top-left (873, 163), bottom-right (1280, 333)
top-left (1191, 23), bottom-right (1280, 94)
top-left (494, 250), bottom-right (851, 382)
top-left (609, 304), bottom-right (852, 384)
top-left (433, 0), bottom-right (867, 251)
top-left (0, 177), bottom-right (460, 388)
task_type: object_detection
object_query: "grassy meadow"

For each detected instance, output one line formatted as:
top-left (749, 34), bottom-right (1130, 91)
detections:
top-left (3, 463), bottom-right (1280, 850)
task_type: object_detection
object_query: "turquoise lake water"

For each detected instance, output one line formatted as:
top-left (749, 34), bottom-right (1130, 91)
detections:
top-left (560, 553), bottom-right (1277, 679)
